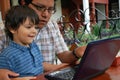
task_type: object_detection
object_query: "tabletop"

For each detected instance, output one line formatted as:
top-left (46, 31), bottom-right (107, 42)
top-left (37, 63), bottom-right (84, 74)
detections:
top-left (35, 57), bottom-right (120, 80)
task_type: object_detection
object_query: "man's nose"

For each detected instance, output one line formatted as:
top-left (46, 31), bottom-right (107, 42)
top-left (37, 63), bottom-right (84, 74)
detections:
top-left (41, 10), bottom-right (50, 18)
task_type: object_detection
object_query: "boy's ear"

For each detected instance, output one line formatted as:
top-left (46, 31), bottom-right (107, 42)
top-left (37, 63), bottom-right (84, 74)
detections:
top-left (9, 28), bottom-right (15, 34)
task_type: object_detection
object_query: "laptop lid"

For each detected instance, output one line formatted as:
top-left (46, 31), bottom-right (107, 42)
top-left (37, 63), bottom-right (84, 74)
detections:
top-left (45, 36), bottom-right (120, 80)
top-left (73, 36), bottom-right (120, 80)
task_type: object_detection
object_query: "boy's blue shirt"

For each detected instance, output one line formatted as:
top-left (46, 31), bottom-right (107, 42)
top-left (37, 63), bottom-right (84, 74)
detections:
top-left (0, 41), bottom-right (43, 77)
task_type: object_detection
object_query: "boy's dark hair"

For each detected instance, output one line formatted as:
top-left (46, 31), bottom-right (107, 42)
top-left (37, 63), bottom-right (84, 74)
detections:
top-left (5, 5), bottom-right (39, 40)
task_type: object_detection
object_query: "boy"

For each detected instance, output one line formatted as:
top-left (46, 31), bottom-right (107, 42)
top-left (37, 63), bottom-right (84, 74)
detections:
top-left (0, 5), bottom-right (43, 77)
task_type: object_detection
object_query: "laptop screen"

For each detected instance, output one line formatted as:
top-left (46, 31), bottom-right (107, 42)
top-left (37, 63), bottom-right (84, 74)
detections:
top-left (73, 36), bottom-right (120, 80)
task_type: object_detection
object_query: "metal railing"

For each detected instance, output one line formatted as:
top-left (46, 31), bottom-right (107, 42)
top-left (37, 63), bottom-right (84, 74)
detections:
top-left (57, 7), bottom-right (120, 46)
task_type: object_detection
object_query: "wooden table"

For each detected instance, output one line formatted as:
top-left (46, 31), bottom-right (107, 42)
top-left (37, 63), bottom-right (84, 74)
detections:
top-left (34, 57), bottom-right (120, 80)
top-left (11, 57), bottom-right (120, 80)
top-left (34, 66), bottom-right (120, 80)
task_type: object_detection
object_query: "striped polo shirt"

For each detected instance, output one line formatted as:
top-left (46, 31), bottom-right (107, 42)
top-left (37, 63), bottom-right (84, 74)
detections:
top-left (0, 41), bottom-right (43, 77)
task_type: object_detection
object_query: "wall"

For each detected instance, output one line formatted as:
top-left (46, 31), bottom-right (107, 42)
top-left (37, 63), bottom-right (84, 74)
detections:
top-left (119, 0), bottom-right (120, 15)
top-left (0, 4), bottom-right (2, 23)
top-left (0, 12), bottom-right (2, 23)
top-left (0, 0), bottom-right (10, 20)
top-left (11, 0), bottom-right (18, 6)
top-left (50, 0), bottom-right (62, 21)
top-left (96, 4), bottom-right (106, 25)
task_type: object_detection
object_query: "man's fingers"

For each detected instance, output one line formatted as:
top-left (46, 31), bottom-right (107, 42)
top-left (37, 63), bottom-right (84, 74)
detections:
top-left (8, 71), bottom-right (19, 77)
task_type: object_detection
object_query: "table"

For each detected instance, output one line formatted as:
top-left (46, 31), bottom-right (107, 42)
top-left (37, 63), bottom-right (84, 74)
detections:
top-left (11, 57), bottom-right (120, 80)
top-left (34, 57), bottom-right (120, 80)
top-left (34, 66), bottom-right (120, 80)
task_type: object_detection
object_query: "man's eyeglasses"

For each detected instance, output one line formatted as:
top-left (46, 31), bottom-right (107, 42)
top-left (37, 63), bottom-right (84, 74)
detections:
top-left (31, 3), bottom-right (56, 14)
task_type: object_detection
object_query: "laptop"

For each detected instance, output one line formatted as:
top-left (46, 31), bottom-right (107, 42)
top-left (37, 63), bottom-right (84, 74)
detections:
top-left (45, 36), bottom-right (120, 80)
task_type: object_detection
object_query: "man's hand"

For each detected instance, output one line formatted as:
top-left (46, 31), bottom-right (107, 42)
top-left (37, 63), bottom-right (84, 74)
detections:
top-left (0, 69), bottom-right (19, 80)
top-left (76, 46), bottom-right (86, 57)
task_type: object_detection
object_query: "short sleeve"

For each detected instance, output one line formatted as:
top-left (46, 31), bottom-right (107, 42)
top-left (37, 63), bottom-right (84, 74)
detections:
top-left (0, 56), bottom-right (12, 69)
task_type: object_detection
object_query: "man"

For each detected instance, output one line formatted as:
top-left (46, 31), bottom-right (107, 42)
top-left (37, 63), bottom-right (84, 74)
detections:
top-left (0, 0), bottom-right (85, 80)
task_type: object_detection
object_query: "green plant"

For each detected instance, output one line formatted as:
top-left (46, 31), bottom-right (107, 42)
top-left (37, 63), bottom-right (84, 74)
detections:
top-left (91, 24), bottom-right (100, 36)
top-left (64, 22), bottom-right (120, 47)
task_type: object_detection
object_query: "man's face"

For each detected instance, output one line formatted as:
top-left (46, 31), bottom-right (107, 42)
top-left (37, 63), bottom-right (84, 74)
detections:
top-left (29, 0), bottom-right (55, 28)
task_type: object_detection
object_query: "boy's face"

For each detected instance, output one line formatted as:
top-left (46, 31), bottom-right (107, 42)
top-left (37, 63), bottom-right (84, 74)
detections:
top-left (29, 0), bottom-right (55, 29)
top-left (10, 18), bottom-right (38, 46)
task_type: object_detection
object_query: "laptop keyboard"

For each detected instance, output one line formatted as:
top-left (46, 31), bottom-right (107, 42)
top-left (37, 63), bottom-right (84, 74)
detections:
top-left (54, 68), bottom-right (75, 79)
top-left (45, 66), bottom-right (78, 80)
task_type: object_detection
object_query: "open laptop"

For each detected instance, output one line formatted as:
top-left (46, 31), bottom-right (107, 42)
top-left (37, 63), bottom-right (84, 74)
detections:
top-left (45, 36), bottom-right (120, 80)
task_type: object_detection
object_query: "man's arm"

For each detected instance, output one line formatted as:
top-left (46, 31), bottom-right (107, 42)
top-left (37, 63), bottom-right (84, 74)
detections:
top-left (11, 77), bottom-right (36, 80)
top-left (0, 69), bottom-right (37, 80)
top-left (43, 62), bottom-right (70, 72)
top-left (42, 46), bottom-right (86, 72)
top-left (0, 25), bottom-right (8, 52)
top-left (51, 21), bottom-right (86, 65)
top-left (57, 46), bottom-right (86, 64)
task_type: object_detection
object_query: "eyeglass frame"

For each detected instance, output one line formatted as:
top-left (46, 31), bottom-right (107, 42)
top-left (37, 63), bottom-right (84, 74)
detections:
top-left (31, 3), bottom-right (56, 14)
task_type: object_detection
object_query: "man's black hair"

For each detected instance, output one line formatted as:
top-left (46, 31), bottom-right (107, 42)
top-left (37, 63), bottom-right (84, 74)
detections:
top-left (18, 0), bottom-right (32, 5)
top-left (18, 0), bottom-right (57, 13)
